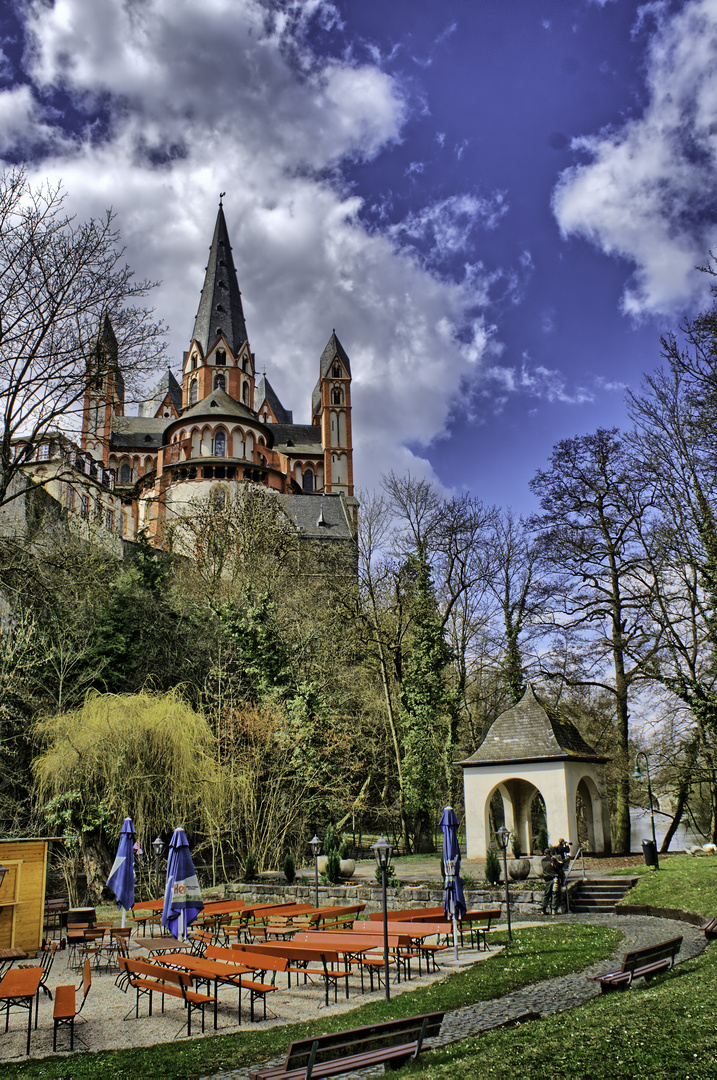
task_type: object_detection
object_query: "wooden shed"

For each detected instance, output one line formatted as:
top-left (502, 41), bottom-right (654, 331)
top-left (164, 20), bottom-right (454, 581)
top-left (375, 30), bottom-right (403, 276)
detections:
top-left (0, 839), bottom-right (51, 956)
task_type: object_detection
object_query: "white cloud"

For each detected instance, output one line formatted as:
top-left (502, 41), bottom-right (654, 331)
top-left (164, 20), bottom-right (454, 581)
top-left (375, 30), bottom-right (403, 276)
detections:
top-left (2, 0), bottom-right (498, 492)
top-left (484, 361), bottom-right (594, 408)
top-left (553, 0), bottom-right (717, 315)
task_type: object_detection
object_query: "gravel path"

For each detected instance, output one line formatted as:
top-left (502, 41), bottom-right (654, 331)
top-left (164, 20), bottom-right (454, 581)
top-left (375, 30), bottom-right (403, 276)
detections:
top-left (200, 914), bottom-right (706, 1080)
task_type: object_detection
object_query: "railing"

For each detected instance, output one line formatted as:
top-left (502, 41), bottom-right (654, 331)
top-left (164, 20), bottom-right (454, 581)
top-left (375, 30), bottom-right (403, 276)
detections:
top-left (563, 847), bottom-right (586, 913)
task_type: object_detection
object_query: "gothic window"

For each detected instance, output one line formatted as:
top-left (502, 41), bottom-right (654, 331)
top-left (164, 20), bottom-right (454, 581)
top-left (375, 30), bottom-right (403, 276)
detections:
top-left (242, 382), bottom-right (249, 405)
top-left (303, 469), bottom-right (314, 492)
top-left (119, 462), bottom-right (131, 484)
top-left (189, 379), bottom-right (198, 406)
top-left (332, 387), bottom-right (343, 405)
top-left (214, 373), bottom-right (226, 392)
top-left (213, 430), bottom-right (226, 457)
top-left (190, 357), bottom-right (197, 370)
top-left (332, 363), bottom-right (342, 377)
top-left (216, 350), bottom-right (226, 365)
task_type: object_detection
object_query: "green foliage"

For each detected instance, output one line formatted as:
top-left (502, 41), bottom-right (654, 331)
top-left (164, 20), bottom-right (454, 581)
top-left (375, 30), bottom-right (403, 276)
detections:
top-left (283, 852), bottom-right (296, 884)
top-left (399, 552), bottom-right (454, 847)
top-left (243, 850), bottom-right (257, 881)
top-left (324, 848), bottom-right (341, 884)
top-left (535, 824), bottom-right (549, 852)
top-left (374, 864), bottom-right (400, 888)
top-left (485, 846), bottom-right (501, 885)
top-left (215, 589), bottom-right (291, 704)
top-left (607, 852), bottom-right (717, 914)
top-left (323, 823), bottom-right (338, 853)
top-left (338, 834), bottom-right (349, 859)
top-left (511, 833), bottom-right (522, 858)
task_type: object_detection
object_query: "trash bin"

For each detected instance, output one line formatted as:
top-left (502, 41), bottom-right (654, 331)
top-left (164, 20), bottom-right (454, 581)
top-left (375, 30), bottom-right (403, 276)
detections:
top-left (642, 839), bottom-right (658, 868)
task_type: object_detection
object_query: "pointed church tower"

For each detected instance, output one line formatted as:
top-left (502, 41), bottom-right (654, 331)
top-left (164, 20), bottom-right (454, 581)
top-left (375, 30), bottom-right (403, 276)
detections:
top-left (182, 201), bottom-right (255, 411)
top-left (312, 331), bottom-right (353, 496)
top-left (81, 314), bottom-right (124, 464)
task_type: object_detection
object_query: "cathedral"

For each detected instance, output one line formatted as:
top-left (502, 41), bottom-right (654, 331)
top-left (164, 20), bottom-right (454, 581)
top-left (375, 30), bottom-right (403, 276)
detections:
top-left (17, 203), bottom-right (358, 555)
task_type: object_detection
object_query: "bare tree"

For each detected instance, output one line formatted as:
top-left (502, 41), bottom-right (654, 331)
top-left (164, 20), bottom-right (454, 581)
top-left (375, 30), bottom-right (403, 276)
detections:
top-left (0, 167), bottom-right (166, 508)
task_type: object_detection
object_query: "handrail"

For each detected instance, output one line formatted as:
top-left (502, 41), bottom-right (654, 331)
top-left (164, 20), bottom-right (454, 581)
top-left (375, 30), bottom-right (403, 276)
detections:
top-left (562, 848), bottom-right (586, 913)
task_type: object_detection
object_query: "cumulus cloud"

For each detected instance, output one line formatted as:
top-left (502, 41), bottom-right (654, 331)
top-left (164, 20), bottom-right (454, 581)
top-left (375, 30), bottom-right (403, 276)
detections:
top-left (484, 360), bottom-right (594, 409)
top-left (0, 0), bottom-right (505, 491)
top-left (553, 0), bottom-right (717, 315)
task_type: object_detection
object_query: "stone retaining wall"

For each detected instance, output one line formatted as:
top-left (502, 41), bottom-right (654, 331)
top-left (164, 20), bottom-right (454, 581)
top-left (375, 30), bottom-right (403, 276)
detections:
top-left (224, 880), bottom-right (548, 917)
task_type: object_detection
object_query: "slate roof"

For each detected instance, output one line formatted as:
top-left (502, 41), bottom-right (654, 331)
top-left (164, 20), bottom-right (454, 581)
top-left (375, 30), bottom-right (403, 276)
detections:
top-left (255, 375), bottom-right (293, 424)
top-left (138, 369), bottom-right (182, 417)
top-left (457, 684), bottom-right (605, 766)
top-left (312, 331), bottom-right (351, 416)
top-left (280, 492), bottom-right (355, 539)
top-left (191, 205), bottom-right (248, 358)
top-left (272, 424), bottom-right (322, 454)
top-left (110, 416), bottom-right (166, 451)
top-left (177, 388), bottom-right (260, 427)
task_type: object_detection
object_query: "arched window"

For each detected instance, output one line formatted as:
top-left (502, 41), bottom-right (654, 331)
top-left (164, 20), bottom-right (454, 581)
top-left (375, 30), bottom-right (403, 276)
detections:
top-left (190, 357), bottom-right (197, 371)
top-left (212, 487), bottom-right (226, 512)
top-left (332, 363), bottom-right (342, 377)
top-left (213, 430), bottom-right (226, 457)
top-left (215, 350), bottom-right (226, 366)
top-left (242, 382), bottom-right (249, 405)
top-left (214, 373), bottom-right (226, 392)
top-left (119, 461), bottom-right (131, 484)
top-left (332, 387), bottom-right (343, 405)
top-left (302, 469), bottom-right (314, 492)
top-left (189, 379), bottom-right (198, 406)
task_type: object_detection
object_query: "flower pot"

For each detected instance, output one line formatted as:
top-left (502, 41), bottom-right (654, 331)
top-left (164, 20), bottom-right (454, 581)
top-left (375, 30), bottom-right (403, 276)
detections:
top-left (508, 858), bottom-right (531, 881)
top-left (339, 859), bottom-right (355, 879)
top-left (316, 855), bottom-right (328, 875)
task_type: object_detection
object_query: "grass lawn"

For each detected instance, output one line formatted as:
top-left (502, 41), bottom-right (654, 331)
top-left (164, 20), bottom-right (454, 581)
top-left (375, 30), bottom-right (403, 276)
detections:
top-left (399, 936), bottom-right (717, 1079)
top-left (607, 853), bottom-right (717, 916)
top-left (0, 924), bottom-right (617, 1080)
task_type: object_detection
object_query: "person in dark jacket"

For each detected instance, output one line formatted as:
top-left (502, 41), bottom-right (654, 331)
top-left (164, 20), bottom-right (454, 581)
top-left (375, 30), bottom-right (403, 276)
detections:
top-left (541, 844), bottom-right (567, 914)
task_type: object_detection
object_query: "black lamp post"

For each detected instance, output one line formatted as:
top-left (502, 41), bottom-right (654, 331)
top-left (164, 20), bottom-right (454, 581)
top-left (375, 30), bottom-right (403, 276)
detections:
top-left (495, 825), bottom-right (512, 942)
top-left (309, 835), bottom-right (322, 909)
top-left (372, 836), bottom-right (392, 1000)
top-left (633, 752), bottom-right (659, 871)
top-left (152, 836), bottom-right (164, 899)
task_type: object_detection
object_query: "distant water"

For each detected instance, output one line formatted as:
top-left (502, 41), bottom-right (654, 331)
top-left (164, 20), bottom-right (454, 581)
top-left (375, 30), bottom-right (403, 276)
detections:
top-left (629, 807), bottom-right (706, 851)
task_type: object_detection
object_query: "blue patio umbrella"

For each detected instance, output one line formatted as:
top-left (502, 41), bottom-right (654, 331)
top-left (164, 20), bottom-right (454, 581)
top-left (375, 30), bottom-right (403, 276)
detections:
top-left (106, 817), bottom-right (136, 928)
top-left (440, 806), bottom-right (466, 961)
top-left (161, 827), bottom-right (204, 939)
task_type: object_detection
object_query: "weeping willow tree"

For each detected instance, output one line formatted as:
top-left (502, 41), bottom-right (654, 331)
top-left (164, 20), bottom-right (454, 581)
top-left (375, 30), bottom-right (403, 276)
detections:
top-left (33, 688), bottom-right (221, 902)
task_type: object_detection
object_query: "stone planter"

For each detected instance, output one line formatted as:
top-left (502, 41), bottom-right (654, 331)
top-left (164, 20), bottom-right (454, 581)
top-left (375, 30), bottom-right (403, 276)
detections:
top-left (508, 857), bottom-right (531, 880)
top-left (339, 859), bottom-right (356, 879)
top-left (316, 856), bottom-right (328, 875)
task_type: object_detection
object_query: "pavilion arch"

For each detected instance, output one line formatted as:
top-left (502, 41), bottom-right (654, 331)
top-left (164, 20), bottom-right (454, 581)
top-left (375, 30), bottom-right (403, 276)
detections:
top-left (459, 685), bottom-right (611, 858)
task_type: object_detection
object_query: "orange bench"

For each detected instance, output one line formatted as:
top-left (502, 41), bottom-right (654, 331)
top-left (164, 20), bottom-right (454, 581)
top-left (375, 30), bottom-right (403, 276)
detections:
top-left (53, 956), bottom-right (92, 1051)
top-left (119, 957), bottom-right (215, 1037)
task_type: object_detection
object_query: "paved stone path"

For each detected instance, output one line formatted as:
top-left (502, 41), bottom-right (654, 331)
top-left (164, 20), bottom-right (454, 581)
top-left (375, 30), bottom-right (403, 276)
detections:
top-left (200, 914), bottom-right (706, 1080)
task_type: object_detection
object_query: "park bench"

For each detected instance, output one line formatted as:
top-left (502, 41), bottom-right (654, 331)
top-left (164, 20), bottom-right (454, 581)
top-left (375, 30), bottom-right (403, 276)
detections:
top-left (231, 942), bottom-right (346, 1005)
top-left (118, 956), bottom-right (215, 1036)
top-left (588, 936), bottom-right (682, 993)
top-left (204, 945), bottom-right (281, 1020)
top-left (701, 917), bottom-right (717, 939)
top-left (248, 1011), bottom-right (444, 1080)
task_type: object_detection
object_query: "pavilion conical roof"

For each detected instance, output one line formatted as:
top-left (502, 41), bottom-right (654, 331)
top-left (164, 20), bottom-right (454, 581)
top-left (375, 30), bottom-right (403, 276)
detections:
top-left (457, 684), bottom-right (606, 766)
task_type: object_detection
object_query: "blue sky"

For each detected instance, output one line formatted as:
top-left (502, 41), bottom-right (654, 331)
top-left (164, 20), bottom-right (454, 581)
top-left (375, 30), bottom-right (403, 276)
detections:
top-left (1, 0), bottom-right (715, 512)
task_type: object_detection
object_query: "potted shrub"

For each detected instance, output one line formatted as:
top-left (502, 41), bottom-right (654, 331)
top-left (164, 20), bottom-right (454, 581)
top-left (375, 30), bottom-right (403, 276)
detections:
top-left (508, 834), bottom-right (531, 880)
top-left (338, 835), bottom-right (355, 879)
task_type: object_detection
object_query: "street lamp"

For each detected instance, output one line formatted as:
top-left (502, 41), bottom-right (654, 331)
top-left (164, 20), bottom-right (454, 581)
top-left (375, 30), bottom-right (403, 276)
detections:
top-left (309, 835), bottom-right (322, 909)
top-left (372, 836), bottom-right (392, 1000)
top-left (633, 752), bottom-right (659, 871)
top-left (152, 836), bottom-right (165, 899)
top-left (495, 825), bottom-right (512, 942)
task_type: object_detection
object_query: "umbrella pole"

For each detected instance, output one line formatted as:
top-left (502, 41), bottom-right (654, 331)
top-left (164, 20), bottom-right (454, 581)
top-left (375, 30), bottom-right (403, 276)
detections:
top-left (452, 912), bottom-right (459, 962)
top-left (121, 907), bottom-right (127, 929)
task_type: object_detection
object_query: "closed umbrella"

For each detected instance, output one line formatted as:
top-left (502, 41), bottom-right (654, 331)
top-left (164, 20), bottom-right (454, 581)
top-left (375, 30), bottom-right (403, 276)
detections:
top-left (440, 806), bottom-right (466, 962)
top-left (161, 827), bottom-right (204, 939)
top-left (106, 817), bottom-right (136, 928)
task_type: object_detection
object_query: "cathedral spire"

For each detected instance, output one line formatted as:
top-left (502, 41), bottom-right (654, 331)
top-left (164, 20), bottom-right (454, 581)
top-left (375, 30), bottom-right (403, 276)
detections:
top-left (191, 204), bottom-right (248, 358)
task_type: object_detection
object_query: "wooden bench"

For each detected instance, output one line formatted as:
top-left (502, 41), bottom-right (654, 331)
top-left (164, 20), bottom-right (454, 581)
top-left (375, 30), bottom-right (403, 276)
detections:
top-left (204, 945), bottom-right (281, 1021)
top-left (119, 957), bottom-right (215, 1036)
top-left (701, 917), bottom-right (717, 939)
top-left (231, 943), bottom-right (346, 1006)
top-left (249, 1011), bottom-right (444, 1080)
top-left (588, 936), bottom-right (682, 993)
top-left (53, 956), bottom-right (92, 1051)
